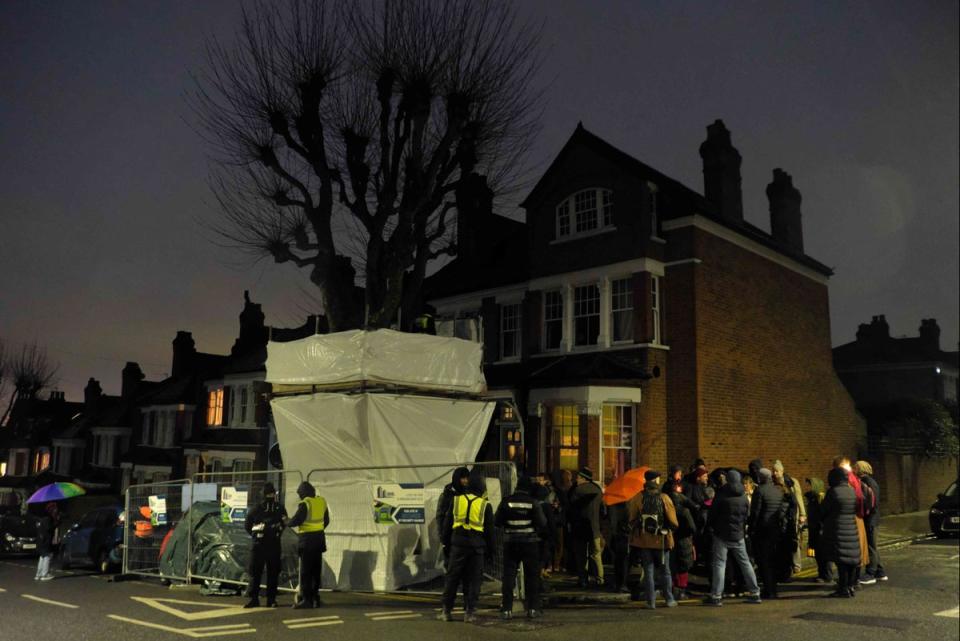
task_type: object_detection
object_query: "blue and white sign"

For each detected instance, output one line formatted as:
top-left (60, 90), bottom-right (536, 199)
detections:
top-left (372, 483), bottom-right (425, 524)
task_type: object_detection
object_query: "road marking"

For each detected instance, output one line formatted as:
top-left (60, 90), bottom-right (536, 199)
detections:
top-left (365, 609), bottom-right (415, 616)
top-left (0, 588), bottom-right (6, 592)
top-left (21, 594), bottom-right (79, 609)
top-left (370, 613), bottom-right (423, 621)
top-left (287, 620), bottom-right (344, 629)
top-left (129, 596), bottom-right (264, 621)
top-left (283, 615), bottom-right (342, 624)
top-left (934, 606), bottom-right (959, 618)
top-left (107, 614), bottom-right (256, 638)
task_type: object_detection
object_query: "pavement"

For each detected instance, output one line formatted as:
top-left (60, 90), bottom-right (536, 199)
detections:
top-left (0, 537), bottom-right (957, 641)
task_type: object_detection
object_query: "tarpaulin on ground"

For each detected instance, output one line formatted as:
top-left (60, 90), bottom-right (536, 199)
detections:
top-left (265, 329), bottom-right (487, 394)
top-left (271, 393), bottom-right (495, 591)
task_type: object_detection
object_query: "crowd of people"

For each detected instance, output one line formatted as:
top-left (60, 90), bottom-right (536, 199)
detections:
top-left (437, 454), bottom-right (887, 622)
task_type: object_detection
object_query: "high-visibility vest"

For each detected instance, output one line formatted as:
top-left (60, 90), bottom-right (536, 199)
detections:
top-left (452, 494), bottom-right (487, 532)
top-left (298, 496), bottom-right (327, 533)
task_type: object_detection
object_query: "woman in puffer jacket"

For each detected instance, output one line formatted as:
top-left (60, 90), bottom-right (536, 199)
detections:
top-left (820, 468), bottom-right (861, 597)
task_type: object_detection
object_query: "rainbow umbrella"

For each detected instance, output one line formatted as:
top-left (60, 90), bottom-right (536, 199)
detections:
top-left (27, 482), bottom-right (86, 504)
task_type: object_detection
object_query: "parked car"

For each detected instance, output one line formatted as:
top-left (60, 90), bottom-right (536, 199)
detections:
top-left (929, 480), bottom-right (959, 538)
top-left (0, 513), bottom-right (39, 555)
top-left (59, 505), bottom-right (124, 572)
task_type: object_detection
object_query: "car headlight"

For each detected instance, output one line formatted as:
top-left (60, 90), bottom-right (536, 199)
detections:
top-left (930, 508), bottom-right (944, 515)
top-left (3, 533), bottom-right (14, 542)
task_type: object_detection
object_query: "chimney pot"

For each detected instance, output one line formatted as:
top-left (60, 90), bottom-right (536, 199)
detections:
top-left (699, 119), bottom-right (743, 222)
top-left (766, 168), bottom-right (804, 253)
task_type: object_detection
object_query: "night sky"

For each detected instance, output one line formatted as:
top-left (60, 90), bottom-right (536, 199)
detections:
top-left (1, 1), bottom-right (957, 400)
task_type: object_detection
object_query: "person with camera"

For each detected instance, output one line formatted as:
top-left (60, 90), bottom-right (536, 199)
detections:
top-left (626, 470), bottom-right (679, 609)
top-left (243, 482), bottom-right (288, 608)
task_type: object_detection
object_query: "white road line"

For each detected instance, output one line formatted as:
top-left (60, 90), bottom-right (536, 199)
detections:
top-left (282, 615), bottom-right (342, 624)
top-left (370, 613), bottom-right (423, 621)
top-left (0, 587), bottom-right (6, 592)
top-left (934, 605), bottom-right (959, 618)
top-left (286, 620), bottom-right (345, 629)
top-left (22, 594), bottom-right (80, 609)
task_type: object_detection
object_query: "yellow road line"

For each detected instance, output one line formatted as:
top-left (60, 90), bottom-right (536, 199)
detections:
top-left (286, 620), bottom-right (345, 629)
top-left (22, 594), bottom-right (79, 609)
top-left (370, 613), bottom-right (423, 621)
top-left (107, 614), bottom-right (256, 638)
top-left (282, 615), bottom-right (342, 624)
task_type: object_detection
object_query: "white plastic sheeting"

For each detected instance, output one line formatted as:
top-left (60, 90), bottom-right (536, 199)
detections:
top-left (271, 393), bottom-right (496, 591)
top-left (265, 329), bottom-right (486, 394)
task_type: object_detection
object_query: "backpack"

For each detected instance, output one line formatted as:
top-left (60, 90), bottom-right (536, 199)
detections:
top-left (639, 492), bottom-right (664, 535)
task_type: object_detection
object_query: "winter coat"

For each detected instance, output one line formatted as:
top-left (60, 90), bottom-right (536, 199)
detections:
top-left (569, 479), bottom-right (603, 538)
top-left (804, 480), bottom-right (825, 551)
top-left (707, 470), bottom-right (750, 543)
top-left (437, 467), bottom-right (471, 531)
top-left (36, 515), bottom-right (54, 556)
top-left (860, 474), bottom-right (881, 528)
top-left (627, 483), bottom-right (678, 550)
top-left (750, 482), bottom-right (786, 537)
top-left (820, 469), bottom-right (861, 566)
top-left (669, 491), bottom-right (697, 571)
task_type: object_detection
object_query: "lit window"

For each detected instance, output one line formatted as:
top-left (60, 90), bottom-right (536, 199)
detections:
top-left (574, 284), bottom-right (600, 346)
top-left (500, 303), bottom-right (521, 359)
top-left (0, 462), bottom-right (6, 476)
top-left (651, 276), bottom-right (662, 344)
top-left (556, 188), bottom-right (614, 239)
top-left (550, 406), bottom-right (580, 471)
top-left (611, 278), bottom-right (634, 343)
top-left (501, 405), bottom-right (515, 421)
top-left (207, 388), bottom-right (224, 426)
top-left (601, 404), bottom-right (634, 484)
top-left (543, 291), bottom-right (563, 351)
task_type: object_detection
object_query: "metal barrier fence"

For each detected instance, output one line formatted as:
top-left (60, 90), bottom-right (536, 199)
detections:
top-left (186, 470), bottom-right (304, 593)
top-left (306, 461), bottom-right (517, 594)
top-left (123, 462), bottom-right (516, 597)
top-left (123, 479), bottom-right (191, 579)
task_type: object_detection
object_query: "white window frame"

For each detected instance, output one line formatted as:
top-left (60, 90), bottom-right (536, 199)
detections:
top-left (555, 188), bottom-right (615, 241)
top-left (542, 290), bottom-right (564, 352)
top-left (239, 386), bottom-right (249, 425)
top-left (500, 303), bottom-right (522, 361)
top-left (600, 403), bottom-right (635, 485)
top-left (573, 282), bottom-right (601, 347)
top-left (651, 275), bottom-right (662, 345)
top-left (610, 276), bottom-right (634, 344)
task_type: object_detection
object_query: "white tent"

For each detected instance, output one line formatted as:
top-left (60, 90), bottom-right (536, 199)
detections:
top-left (266, 330), bottom-right (497, 591)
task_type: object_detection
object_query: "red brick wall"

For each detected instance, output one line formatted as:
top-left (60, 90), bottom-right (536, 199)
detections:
top-left (667, 227), bottom-right (863, 484)
top-left (664, 260), bottom-right (701, 468)
top-left (636, 349), bottom-right (670, 470)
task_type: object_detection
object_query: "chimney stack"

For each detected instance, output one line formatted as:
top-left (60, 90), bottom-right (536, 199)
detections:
top-left (766, 168), bottom-right (804, 253)
top-left (84, 378), bottom-right (102, 413)
top-left (856, 315), bottom-right (890, 345)
top-left (918, 319), bottom-right (941, 354)
top-left (699, 119), bottom-right (743, 222)
top-left (122, 362), bottom-right (145, 399)
top-left (232, 291), bottom-right (268, 357)
top-left (172, 331), bottom-right (196, 378)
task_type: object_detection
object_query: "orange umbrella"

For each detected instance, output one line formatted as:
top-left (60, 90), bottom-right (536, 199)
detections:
top-left (602, 466), bottom-right (650, 506)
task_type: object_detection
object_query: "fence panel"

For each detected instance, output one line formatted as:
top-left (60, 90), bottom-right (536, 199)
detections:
top-left (123, 479), bottom-right (191, 580)
top-left (186, 470), bottom-right (304, 593)
top-left (306, 461), bottom-right (516, 594)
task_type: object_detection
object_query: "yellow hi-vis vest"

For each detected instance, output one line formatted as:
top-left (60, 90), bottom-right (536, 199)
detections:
top-left (452, 494), bottom-right (487, 532)
top-left (298, 496), bottom-right (327, 533)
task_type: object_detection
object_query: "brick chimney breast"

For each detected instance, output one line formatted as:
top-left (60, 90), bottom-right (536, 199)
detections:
top-left (919, 318), bottom-right (941, 353)
top-left (122, 362), bottom-right (145, 399)
top-left (766, 168), bottom-right (804, 254)
top-left (172, 331), bottom-right (196, 379)
top-left (84, 378), bottom-right (102, 412)
top-left (699, 119), bottom-right (744, 222)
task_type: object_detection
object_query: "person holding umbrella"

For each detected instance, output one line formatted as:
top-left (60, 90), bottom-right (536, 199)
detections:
top-left (602, 466), bottom-right (649, 593)
top-left (27, 482), bottom-right (85, 581)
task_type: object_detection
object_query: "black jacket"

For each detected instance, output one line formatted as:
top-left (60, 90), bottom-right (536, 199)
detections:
top-left (707, 470), bottom-right (750, 542)
top-left (442, 494), bottom-right (495, 550)
top-left (820, 469), bottom-right (861, 566)
top-left (569, 479), bottom-right (603, 537)
top-left (749, 482), bottom-right (785, 537)
top-left (245, 499), bottom-right (287, 545)
top-left (36, 515), bottom-right (54, 556)
top-left (495, 490), bottom-right (547, 543)
top-left (860, 474), bottom-right (881, 528)
top-left (669, 491), bottom-right (697, 571)
top-left (437, 467), bottom-right (470, 532)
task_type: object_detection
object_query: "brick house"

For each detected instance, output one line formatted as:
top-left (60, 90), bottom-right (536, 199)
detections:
top-left (424, 120), bottom-right (864, 485)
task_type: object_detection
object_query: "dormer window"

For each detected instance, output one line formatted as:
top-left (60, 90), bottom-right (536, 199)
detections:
top-left (556, 188), bottom-right (614, 239)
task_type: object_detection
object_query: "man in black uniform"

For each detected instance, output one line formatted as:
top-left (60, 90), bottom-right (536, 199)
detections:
top-left (286, 481), bottom-right (330, 609)
top-left (495, 476), bottom-right (548, 619)
top-left (438, 470), bottom-right (494, 623)
top-left (244, 482), bottom-right (287, 608)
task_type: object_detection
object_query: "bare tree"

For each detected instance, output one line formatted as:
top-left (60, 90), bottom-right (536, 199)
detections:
top-left (192, 0), bottom-right (542, 330)
top-left (0, 340), bottom-right (59, 427)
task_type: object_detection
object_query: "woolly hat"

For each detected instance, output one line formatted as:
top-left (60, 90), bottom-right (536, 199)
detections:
top-left (694, 467), bottom-right (709, 480)
top-left (644, 469), bottom-right (661, 481)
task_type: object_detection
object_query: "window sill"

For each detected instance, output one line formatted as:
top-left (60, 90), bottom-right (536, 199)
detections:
top-left (493, 356), bottom-right (523, 365)
top-left (650, 236), bottom-right (666, 244)
top-left (551, 225), bottom-right (617, 245)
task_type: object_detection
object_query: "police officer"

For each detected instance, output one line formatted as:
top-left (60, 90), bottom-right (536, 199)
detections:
top-left (243, 482), bottom-right (287, 608)
top-left (495, 476), bottom-right (548, 619)
top-left (286, 481), bottom-right (329, 609)
top-left (438, 470), bottom-right (494, 623)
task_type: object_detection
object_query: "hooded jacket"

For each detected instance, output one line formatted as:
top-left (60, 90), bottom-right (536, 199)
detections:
top-left (707, 470), bottom-right (750, 542)
top-left (287, 481), bottom-right (329, 550)
top-left (749, 472), bottom-right (786, 536)
top-left (820, 468), bottom-right (860, 566)
top-left (442, 470), bottom-right (495, 550)
top-left (437, 466), bottom-right (470, 531)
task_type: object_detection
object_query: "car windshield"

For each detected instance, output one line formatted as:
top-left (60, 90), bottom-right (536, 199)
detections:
top-left (945, 482), bottom-right (957, 498)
